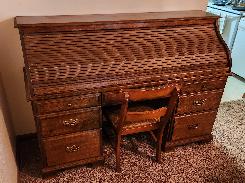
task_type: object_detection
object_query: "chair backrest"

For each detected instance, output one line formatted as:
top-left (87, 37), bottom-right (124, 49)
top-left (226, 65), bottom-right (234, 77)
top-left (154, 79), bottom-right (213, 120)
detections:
top-left (116, 85), bottom-right (180, 133)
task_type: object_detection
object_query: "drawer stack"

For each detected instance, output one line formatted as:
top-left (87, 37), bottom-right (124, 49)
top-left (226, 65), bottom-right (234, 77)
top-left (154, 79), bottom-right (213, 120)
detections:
top-left (166, 78), bottom-right (227, 148)
top-left (32, 94), bottom-right (103, 173)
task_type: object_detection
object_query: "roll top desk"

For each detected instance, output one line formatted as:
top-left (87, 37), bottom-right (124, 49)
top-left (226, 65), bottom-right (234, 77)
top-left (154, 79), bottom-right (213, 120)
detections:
top-left (15, 10), bottom-right (231, 173)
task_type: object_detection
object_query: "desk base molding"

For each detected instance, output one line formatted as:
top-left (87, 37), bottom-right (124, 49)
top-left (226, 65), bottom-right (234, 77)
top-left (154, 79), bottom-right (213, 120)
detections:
top-left (165, 134), bottom-right (213, 151)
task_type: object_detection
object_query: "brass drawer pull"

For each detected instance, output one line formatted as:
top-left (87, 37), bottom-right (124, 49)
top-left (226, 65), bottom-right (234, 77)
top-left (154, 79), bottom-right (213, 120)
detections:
top-left (193, 99), bottom-right (206, 106)
top-left (66, 145), bottom-right (80, 153)
top-left (63, 118), bottom-right (79, 127)
top-left (188, 124), bottom-right (199, 130)
top-left (67, 103), bottom-right (72, 107)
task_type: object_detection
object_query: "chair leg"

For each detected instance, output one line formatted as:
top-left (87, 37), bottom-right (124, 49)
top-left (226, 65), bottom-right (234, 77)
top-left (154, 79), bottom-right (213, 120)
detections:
top-left (115, 135), bottom-right (122, 172)
top-left (161, 132), bottom-right (168, 152)
top-left (156, 129), bottom-right (164, 163)
top-left (161, 122), bottom-right (170, 152)
top-left (156, 140), bottom-right (162, 163)
top-left (156, 123), bottom-right (169, 162)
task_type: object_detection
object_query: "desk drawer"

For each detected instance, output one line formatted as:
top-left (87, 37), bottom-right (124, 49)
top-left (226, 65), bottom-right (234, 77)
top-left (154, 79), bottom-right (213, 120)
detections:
top-left (177, 91), bottom-right (223, 114)
top-left (172, 111), bottom-right (216, 141)
top-left (39, 107), bottom-right (101, 137)
top-left (43, 129), bottom-right (101, 167)
top-left (181, 79), bottom-right (226, 94)
top-left (33, 93), bottom-right (101, 114)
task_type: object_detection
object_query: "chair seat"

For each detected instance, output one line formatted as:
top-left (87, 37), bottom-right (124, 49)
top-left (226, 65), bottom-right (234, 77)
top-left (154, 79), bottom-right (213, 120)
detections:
top-left (107, 105), bottom-right (167, 130)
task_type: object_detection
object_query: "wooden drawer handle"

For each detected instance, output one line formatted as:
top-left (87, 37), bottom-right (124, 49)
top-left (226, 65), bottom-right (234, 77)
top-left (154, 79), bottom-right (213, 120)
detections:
top-left (193, 99), bottom-right (206, 106)
top-left (66, 145), bottom-right (80, 153)
top-left (187, 124), bottom-right (199, 130)
top-left (63, 118), bottom-right (79, 127)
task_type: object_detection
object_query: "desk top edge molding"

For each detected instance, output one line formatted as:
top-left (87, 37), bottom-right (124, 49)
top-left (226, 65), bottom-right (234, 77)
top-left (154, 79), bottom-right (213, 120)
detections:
top-left (15, 10), bottom-right (218, 28)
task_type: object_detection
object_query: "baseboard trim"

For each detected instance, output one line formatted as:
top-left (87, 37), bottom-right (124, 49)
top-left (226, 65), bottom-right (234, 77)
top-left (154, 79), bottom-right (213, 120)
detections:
top-left (17, 168), bottom-right (20, 183)
top-left (16, 133), bottom-right (37, 142)
top-left (16, 133), bottom-right (37, 170)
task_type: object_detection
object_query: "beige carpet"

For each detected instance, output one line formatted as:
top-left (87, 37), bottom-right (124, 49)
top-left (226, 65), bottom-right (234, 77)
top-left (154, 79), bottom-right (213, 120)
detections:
top-left (213, 99), bottom-right (245, 169)
top-left (19, 100), bottom-right (245, 183)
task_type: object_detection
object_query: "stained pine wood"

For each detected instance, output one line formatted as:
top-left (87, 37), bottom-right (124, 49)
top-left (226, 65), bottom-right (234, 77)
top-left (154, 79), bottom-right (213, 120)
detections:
top-left (33, 94), bottom-right (100, 114)
top-left (15, 10), bottom-right (231, 173)
top-left (177, 91), bottom-right (223, 115)
top-left (38, 107), bottom-right (101, 137)
top-left (43, 130), bottom-right (101, 167)
top-left (15, 11), bottom-right (216, 28)
top-left (173, 111), bottom-right (217, 141)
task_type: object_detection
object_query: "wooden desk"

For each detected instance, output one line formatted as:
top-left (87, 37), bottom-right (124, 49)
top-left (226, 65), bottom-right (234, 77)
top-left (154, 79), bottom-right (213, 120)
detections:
top-left (15, 10), bottom-right (231, 173)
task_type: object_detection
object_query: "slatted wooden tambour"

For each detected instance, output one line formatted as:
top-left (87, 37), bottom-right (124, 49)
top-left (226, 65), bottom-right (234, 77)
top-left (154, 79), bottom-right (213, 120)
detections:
top-left (15, 10), bottom-right (231, 173)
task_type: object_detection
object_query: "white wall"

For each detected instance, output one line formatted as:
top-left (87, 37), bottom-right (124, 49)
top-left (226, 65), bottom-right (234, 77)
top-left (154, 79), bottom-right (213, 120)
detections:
top-left (0, 74), bottom-right (17, 183)
top-left (0, 0), bottom-right (208, 135)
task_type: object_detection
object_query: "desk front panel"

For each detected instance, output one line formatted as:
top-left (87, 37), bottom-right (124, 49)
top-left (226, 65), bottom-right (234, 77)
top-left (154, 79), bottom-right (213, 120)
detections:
top-left (172, 111), bottom-right (217, 141)
top-left (43, 129), bottom-right (101, 167)
top-left (33, 93), bottom-right (101, 114)
top-left (38, 107), bottom-right (101, 137)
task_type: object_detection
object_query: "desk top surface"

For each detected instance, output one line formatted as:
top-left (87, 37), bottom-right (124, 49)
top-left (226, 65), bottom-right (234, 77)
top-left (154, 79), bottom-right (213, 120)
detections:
top-left (15, 10), bottom-right (217, 27)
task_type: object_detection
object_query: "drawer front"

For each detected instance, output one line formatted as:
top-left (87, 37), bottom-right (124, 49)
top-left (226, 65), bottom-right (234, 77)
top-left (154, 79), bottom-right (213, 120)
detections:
top-left (34, 93), bottom-right (101, 114)
top-left (172, 111), bottom-right (217, 141)
top-left (39, 107), bottom-right (101, 137)
top-left (181, 79), bottom-right (226, 94)
top-left (177, 91), bottom-right (223, 114)
top-left (43, 129), bottom-right (101, 167)
top-left (103, 91), bottom-right (127, 106)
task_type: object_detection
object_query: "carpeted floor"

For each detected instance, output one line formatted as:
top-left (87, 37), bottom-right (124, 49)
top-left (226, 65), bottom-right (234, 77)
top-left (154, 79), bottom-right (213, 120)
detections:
top-left (19, 100), bottom-right (245, 183)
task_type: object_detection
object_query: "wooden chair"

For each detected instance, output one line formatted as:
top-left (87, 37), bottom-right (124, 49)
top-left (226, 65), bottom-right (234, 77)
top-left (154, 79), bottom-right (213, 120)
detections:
top-left (103, 85), bottom-right (180, 172)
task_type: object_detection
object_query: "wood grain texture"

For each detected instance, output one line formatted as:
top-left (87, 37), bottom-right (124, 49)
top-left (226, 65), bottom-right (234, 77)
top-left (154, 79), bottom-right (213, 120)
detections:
top-left (43, 130), bottom-right (101, 167)
top-left (15, 11), bottom-right (231, 173)
top-left (177, 91), bottom-right (223, 115)
top-left (172, 111), bottom-right (217, 141)
top-left (165, 134), bottom-right (213, 150)
top-left (15, 11), bottom-right (217, 28)
top-left (32, 93), bottom-right (101, 114)
top-left (21, 23), bottom-right (229, 99)
top-left (38, 107), bottom-right (101, 137)
top-left (103, 86), bottom-right (179, 171)
top-left (180, 79), bottom-right (227, 95)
